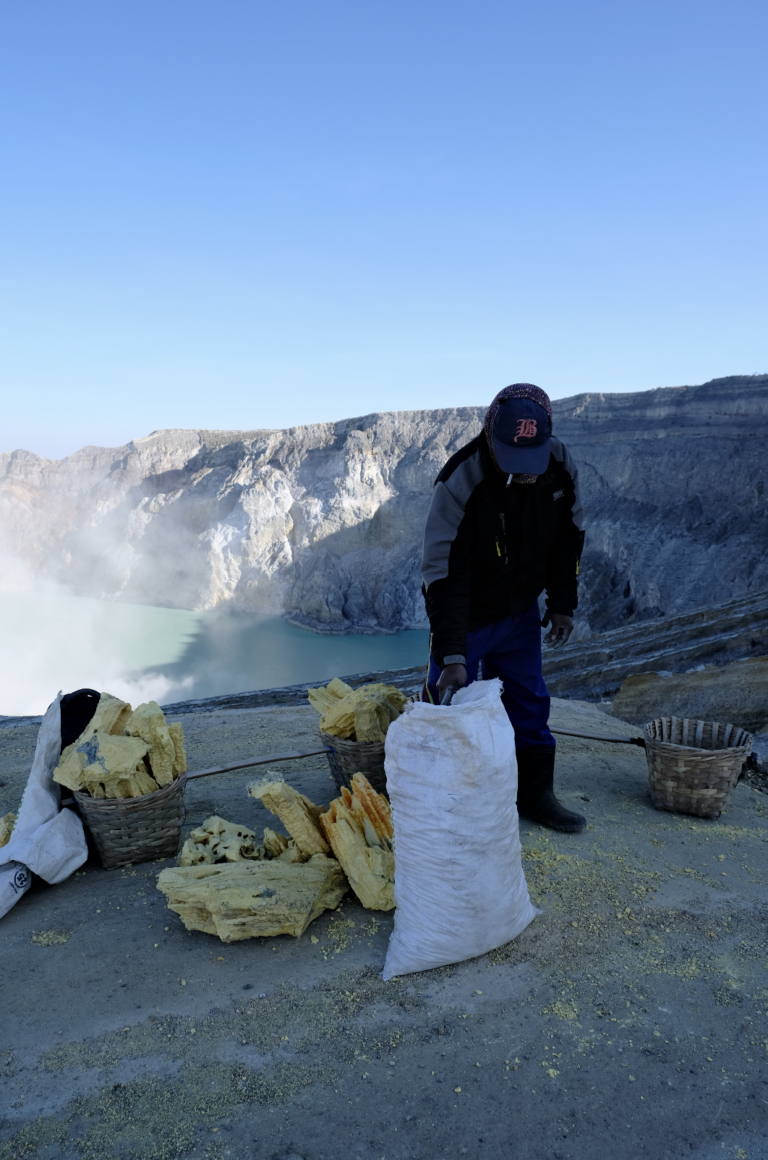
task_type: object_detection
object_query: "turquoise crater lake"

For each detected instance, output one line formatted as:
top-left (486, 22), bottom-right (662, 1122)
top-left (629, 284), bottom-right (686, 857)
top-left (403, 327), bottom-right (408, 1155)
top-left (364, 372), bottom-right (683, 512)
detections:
top-left (0, 590), bottom-right (429, 717)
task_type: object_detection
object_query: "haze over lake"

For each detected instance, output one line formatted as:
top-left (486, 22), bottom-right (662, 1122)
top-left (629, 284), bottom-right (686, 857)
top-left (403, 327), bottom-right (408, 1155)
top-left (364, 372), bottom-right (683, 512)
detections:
top-left (0, 590), bottom-right (429, 717)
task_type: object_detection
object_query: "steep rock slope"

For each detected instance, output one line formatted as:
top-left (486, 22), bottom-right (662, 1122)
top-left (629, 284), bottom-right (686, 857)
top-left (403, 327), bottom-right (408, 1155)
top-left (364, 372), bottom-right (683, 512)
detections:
top-left (1, 375), bottom-right (766, 633)
top-left (554, 374), bottom-right (768, 630)
top-left (0, 412), bottom-right (483, 631)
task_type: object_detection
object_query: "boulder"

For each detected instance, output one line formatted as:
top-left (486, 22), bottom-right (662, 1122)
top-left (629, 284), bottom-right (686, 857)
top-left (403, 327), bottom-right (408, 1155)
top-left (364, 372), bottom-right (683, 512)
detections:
top-left (612, 656), bottom-right (768, 733)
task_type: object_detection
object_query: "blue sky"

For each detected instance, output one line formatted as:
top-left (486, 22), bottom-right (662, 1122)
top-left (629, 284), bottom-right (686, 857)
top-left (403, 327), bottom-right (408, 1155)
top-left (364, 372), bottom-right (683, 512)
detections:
top-left (1, 0), bottom-right (765, 459)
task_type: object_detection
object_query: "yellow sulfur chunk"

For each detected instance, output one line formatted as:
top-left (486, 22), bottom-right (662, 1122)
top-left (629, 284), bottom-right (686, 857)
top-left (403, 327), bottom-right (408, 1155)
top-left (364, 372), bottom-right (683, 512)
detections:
top-left (248, 777), bottom-right (330, 857)
top-left (262, 827), bottom-right (290, 858)
top-left (179, 817), bottom-right (308, 868)
top-left (277, 841), bottom-right (308, 864)
top-left (94, 764), bottom-right (160, 800)
top-left (318, 683), bottom-right (407, 740)
top-left (319, 774), bottom-right (394, 910)
top-left (126, 702), bottom-right (176, 787)
top-left (307, 688), bottom-right (337, 716)
top-left (156, 855), bottom-right (348, 941)
top-left (57, 733), bottom-right (152, 796)
top-left (327, 677), bottom-right (354, 699)
top-left (257, 827), bottom-right (306, 862)
top-left (86, 693), bottom-right (134, 739)
top-left (307, 677), bottom-right (353, 716)
top-left (321, 806), bottom-right (394, 911)
top-left (353, 698), bottom-right (387, 743)
top-left (179, 839), bottom-right (215, 867)
top-left (307, 678), bottom-right (353, 710)
top-left (0, 812), bottom-right (16, 849)
top-left (207, 818), bottom-right (258, 862)
top-left (53, 749), bottom-right (89, 792)
top-left (81, 733), bottom-right (150, 774)
top-left (348, 772), bottom-right (393, 845)
top-left (167, 722), bottom-right (187, 776)
top-left (55, 692), bottom-right (134, 777)
top-left (179, 816), bottom-right (259, 865)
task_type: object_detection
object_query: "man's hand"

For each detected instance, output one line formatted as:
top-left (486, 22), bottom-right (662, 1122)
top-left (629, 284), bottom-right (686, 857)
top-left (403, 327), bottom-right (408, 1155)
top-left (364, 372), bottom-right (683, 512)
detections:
top-left (437, 663), bottom-right (467, 698)
top-left (542, 612), bottom-right (574, 649)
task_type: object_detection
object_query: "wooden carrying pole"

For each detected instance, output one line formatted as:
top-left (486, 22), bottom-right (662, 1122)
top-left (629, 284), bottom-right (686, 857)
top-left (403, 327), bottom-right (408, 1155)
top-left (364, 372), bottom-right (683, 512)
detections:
top-left (185, 747), bottom-right (331, 781)
top-left (550, 728), bottom-right (645, 748)
top-left (183, 729), bottom-right (645, 783)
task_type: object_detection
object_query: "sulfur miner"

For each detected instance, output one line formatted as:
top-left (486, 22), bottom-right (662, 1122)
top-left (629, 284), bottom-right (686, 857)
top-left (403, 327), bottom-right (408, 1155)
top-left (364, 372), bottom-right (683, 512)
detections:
top-left (421, 382), bottom-right (587, 833)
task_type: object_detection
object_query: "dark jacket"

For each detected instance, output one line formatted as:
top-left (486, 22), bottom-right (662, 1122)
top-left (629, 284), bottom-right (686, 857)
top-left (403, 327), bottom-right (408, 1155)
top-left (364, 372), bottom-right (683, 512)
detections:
top-left (421, 431), bottom-right (585, 667)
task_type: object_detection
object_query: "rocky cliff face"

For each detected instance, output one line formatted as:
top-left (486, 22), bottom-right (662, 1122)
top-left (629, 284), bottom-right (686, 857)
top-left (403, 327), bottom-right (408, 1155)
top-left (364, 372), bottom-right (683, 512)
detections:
top-left (553, 374), bottom-right (768, 631)
top-left (1, 375), bottom-right (766, 633)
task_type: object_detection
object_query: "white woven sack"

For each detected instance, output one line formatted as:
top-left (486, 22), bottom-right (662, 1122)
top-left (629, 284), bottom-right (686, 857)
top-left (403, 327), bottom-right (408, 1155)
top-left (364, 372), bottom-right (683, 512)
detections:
top-left (1, 694), bottom-right (88, 920)
top-left (382, 678), bottom-right (537, 979)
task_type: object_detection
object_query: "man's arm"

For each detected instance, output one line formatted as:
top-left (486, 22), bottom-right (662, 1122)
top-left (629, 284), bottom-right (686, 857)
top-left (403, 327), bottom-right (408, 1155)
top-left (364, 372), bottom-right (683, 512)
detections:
top-left (422, 483), bottom-right (475, 668)
top-left (421, 441), bottom-right (485, 674)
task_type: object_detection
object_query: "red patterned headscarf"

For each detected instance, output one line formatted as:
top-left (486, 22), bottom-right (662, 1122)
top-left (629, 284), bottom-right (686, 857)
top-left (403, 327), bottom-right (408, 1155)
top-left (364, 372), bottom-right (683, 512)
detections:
top-left (484, 383), bottom-right (553, 483)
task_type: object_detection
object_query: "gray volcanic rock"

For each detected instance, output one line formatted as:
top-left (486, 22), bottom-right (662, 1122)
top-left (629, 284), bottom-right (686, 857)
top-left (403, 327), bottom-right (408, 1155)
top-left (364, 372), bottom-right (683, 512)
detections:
top-left (541, 589), bottom-right (768, 700)
top-left (1, 374), bottom-right (767, 634)
top-left (0, 413), bottom-right (484, 632)
top-left (553, 373), bottom-right (768, 630)
top-left (611, 655), bottom-right (768, 733)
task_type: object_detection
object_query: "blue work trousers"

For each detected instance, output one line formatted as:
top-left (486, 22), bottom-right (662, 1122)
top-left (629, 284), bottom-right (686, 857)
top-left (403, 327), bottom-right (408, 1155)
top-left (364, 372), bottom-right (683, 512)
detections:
top-left (423, 600), bottom-right (555, 750)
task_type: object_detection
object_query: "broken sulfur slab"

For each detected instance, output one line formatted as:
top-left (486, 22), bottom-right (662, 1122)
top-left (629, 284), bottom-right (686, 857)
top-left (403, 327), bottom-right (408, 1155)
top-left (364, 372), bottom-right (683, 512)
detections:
top-left (156, 856), bottom-right (348, 941)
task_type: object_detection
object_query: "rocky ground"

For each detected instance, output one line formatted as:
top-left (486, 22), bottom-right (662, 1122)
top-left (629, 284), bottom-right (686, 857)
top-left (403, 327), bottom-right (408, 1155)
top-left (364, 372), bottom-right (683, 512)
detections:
top-left (1, 697), bottom-right (767, 1160)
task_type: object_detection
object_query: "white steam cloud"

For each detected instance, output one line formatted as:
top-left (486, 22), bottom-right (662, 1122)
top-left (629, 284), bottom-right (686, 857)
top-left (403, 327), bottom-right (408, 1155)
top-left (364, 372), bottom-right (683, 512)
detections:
top-left (0, 557), bottom-right (198, 717)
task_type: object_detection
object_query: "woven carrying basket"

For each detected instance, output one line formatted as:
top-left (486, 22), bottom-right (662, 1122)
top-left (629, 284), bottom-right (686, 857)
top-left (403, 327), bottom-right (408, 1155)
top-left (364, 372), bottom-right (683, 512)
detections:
top-left (74, 774), bottom-right (186, 870)
top-left (644, 717), bottom-right (752, 819)
top-left (320, 731), bottom-right (387, 796)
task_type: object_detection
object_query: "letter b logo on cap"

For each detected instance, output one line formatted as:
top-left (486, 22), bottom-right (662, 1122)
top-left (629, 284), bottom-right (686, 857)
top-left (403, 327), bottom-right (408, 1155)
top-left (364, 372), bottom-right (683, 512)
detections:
top-left (514, 419), bottom-right (538, 443)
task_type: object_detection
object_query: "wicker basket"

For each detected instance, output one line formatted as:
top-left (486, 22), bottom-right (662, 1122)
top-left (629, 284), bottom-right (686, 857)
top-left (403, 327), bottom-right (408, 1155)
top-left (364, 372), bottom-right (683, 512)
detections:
top-left (320, 732), bottom-right (387, 796)
top-left (644, 717), bottom-right (752, 819)
top-left (74, 774), bottom-right (186, 870)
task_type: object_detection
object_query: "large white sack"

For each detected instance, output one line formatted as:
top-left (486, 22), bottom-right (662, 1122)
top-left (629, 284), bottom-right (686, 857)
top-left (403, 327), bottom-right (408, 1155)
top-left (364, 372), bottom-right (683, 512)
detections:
top-left (0, 694), bottom-right (88, 919)
top-left (0, 862), bottom-right (31, 918)
top-left (382, 678), bottom-right (538, 979)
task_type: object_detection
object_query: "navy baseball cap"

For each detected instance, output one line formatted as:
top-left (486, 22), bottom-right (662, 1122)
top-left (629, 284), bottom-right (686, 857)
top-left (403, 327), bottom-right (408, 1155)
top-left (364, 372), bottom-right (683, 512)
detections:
top-left (491, 396), bottom-right (552, 474)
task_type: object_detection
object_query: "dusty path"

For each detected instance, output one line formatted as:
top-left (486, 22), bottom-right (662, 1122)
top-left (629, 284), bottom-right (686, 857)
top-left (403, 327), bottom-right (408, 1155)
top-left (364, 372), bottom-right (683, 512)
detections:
top-left (1, 697), bottom-right (767, 1160)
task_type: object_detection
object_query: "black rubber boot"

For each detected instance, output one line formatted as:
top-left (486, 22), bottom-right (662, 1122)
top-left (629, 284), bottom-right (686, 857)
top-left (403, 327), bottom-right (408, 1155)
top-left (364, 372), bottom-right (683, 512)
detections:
top-left (516, 745), bottom-right (587, 833)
